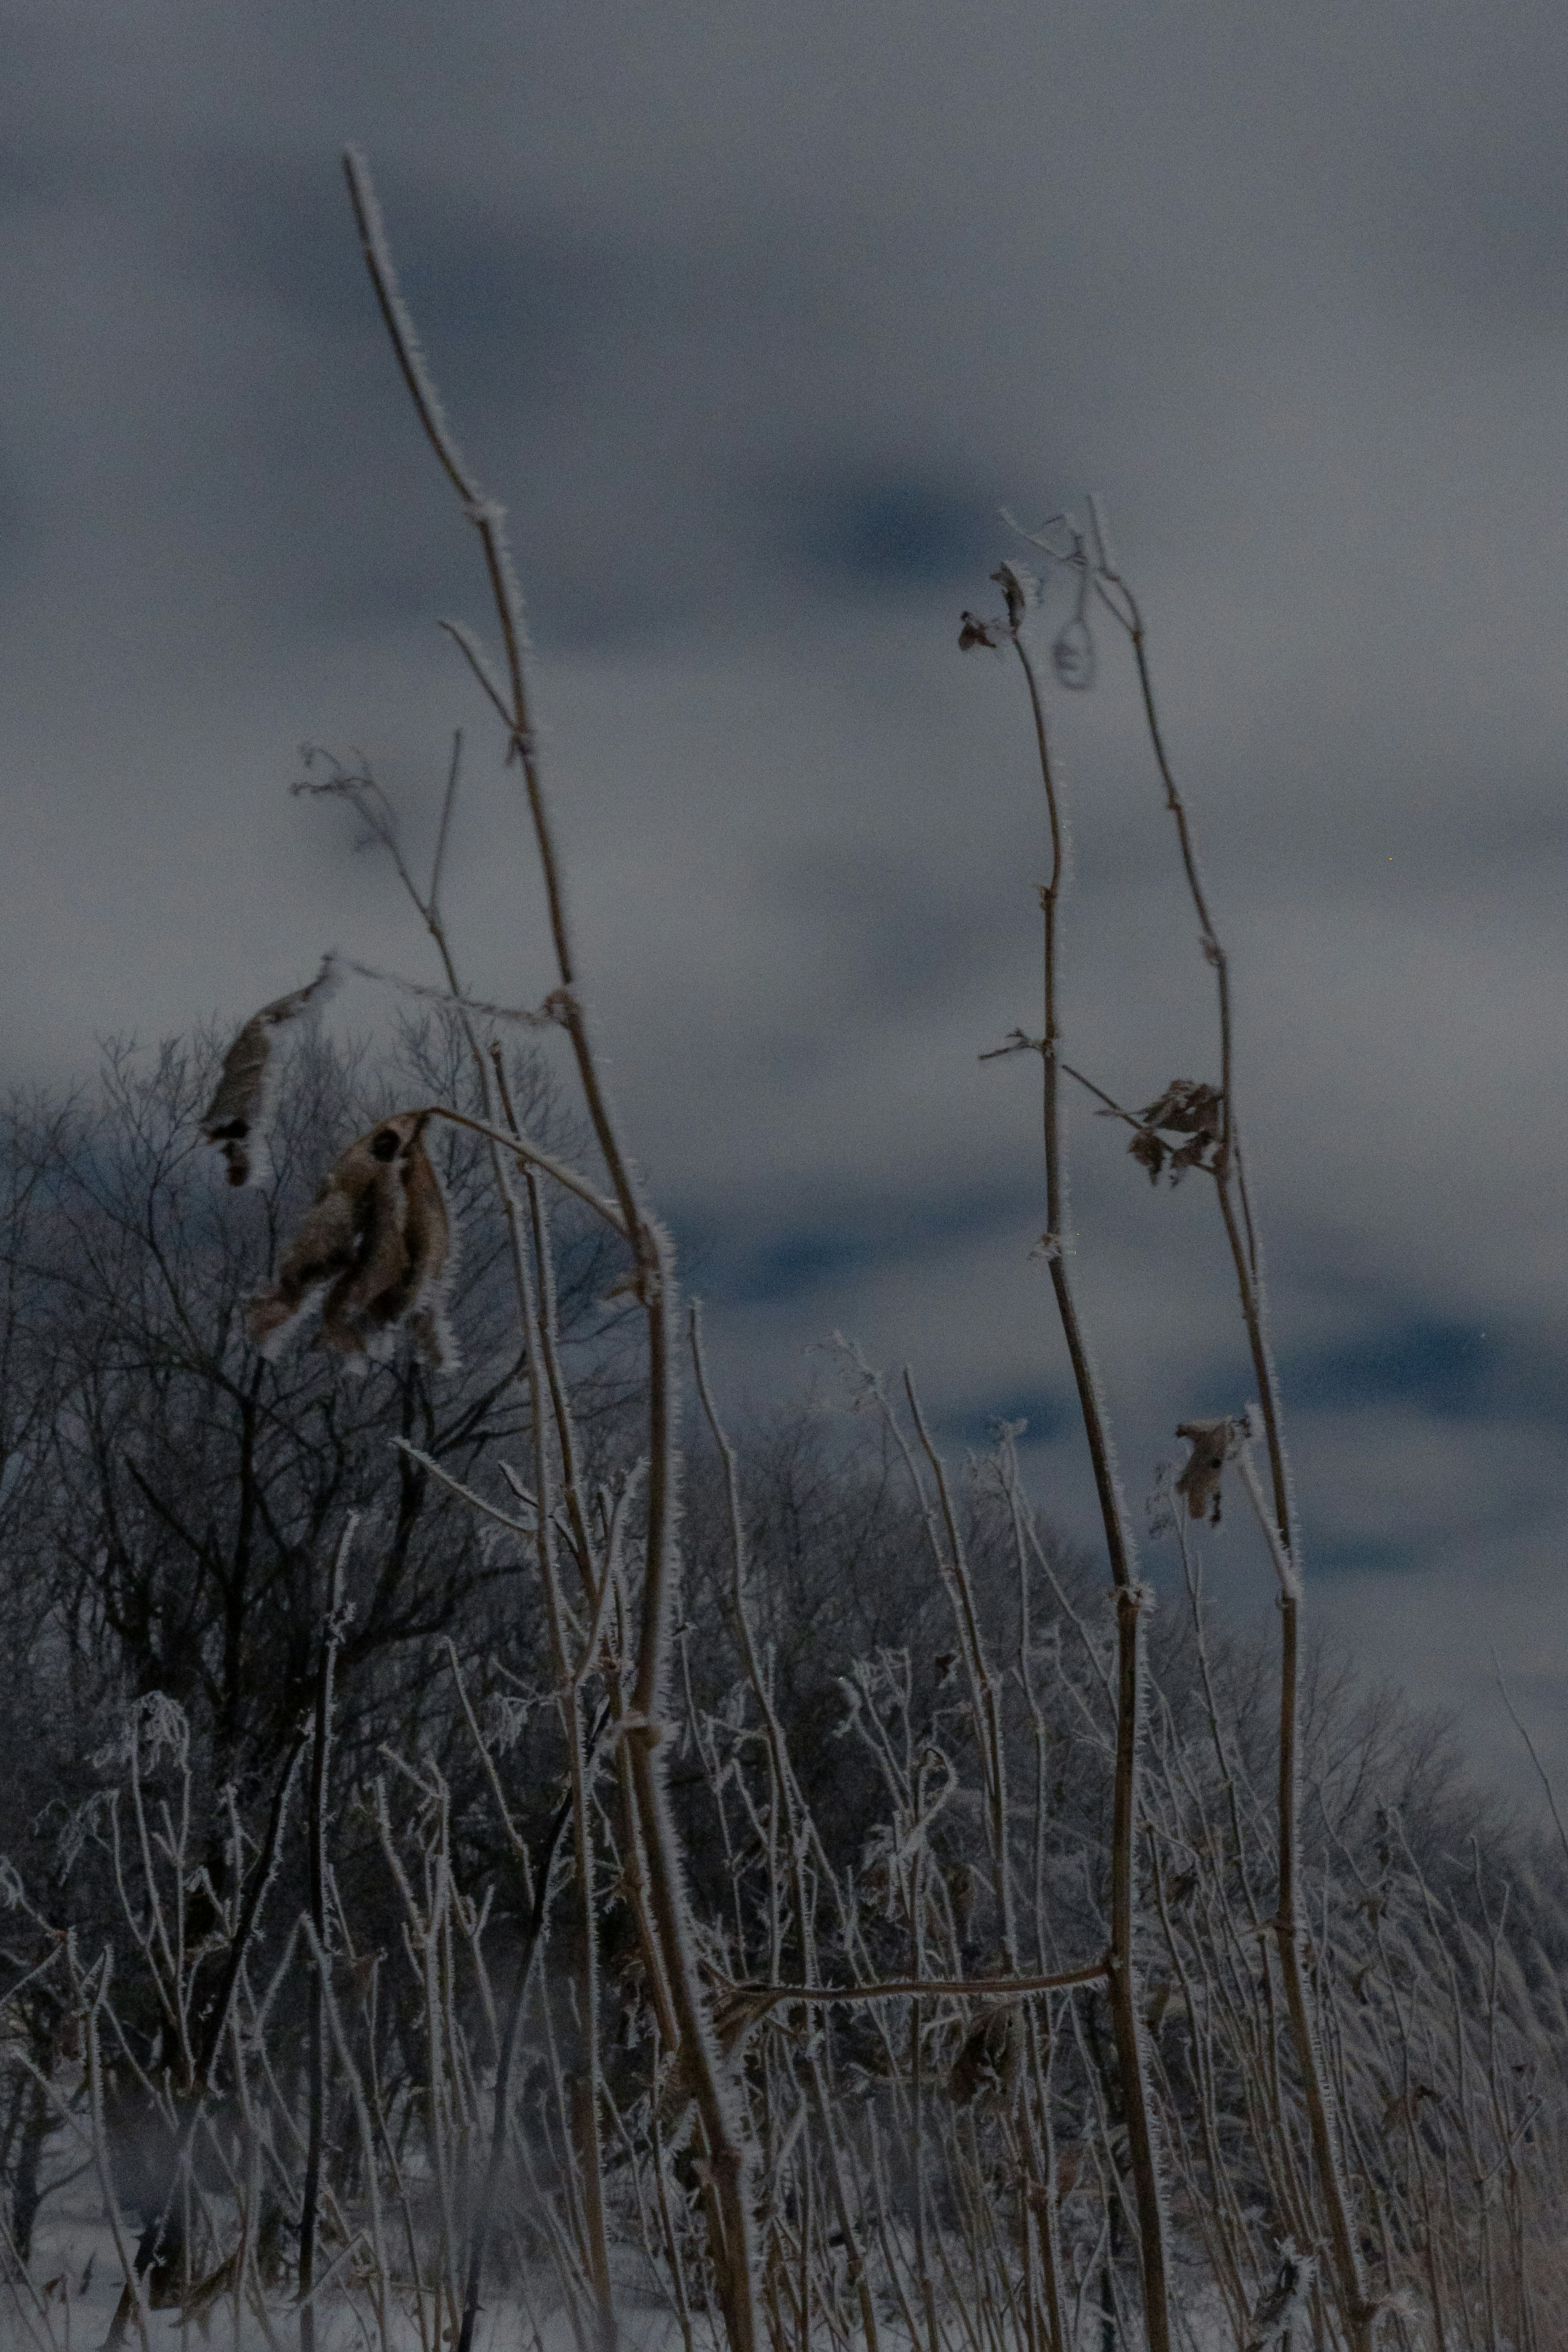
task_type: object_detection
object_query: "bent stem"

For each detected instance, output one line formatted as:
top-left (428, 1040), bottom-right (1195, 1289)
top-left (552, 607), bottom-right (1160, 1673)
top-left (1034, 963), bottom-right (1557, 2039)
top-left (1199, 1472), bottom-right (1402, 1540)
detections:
top-left (1090, 506), bottom-right (1377, 2351)
top-left (343, 148), bottom-right (759, 2352)
top-left (991, 567), bottom-right (1172, 2352)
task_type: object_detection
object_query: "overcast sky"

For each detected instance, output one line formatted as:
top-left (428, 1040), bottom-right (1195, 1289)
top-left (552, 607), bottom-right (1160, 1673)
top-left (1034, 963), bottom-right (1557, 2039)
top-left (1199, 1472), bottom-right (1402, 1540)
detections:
top-left (4, 1), bottom-right (1568, 1797)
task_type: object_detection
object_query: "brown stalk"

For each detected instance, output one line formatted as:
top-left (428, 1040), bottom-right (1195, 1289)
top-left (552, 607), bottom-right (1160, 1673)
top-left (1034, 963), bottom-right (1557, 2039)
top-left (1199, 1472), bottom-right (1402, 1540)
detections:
top-left (342, 150), bottom-right (758, 2352)
top-left (998, 1433), bottom-right (1073, 2352)
top-left (984, 566), bottom-right (1173, 2352)
top-left (1086, 501), bottom-right (1379, 2351)
top-left (723, 1963), bottom-right (1111, 2009)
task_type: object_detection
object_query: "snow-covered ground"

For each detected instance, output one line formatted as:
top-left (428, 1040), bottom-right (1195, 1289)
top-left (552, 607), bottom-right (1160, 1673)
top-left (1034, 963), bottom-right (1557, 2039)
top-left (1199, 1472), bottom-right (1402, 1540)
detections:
top-left (9, 2186), bottom-right (693, 2352)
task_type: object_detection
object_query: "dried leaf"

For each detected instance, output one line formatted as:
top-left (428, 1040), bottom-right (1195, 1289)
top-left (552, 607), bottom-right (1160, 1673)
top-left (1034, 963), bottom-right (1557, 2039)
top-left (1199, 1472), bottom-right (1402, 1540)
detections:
top-left (1166, 1135), bottom-right (1209, 1184)
top-left (202, 961), bottom-right (337, 1186)
top-left (990, 563), bottom-right (1032, 629)
top-left (958, 611), bottom-right (1001, 651)
top-left (1175, 1418), bottom-right (1234, 1526)
top-left (1128, 1127), bottom-right (1165, 1184)
top-left (248, 1112), bottom-right (455, 1370)
top-left (1140, 1078), bottom-right (1223, 1138)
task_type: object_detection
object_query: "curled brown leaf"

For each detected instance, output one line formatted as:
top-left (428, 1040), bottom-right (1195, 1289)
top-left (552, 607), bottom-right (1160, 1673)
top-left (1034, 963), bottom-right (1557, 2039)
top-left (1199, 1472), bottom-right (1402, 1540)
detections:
top-left (202, 961), bottom-right (337, 1186)
top-left (1128, 1128), bottom-right (1166, 1184)
top-left (1140, 1078), bottom-right (1223, 1139)
top-left (248, 1111), bottom-right (454, 1370)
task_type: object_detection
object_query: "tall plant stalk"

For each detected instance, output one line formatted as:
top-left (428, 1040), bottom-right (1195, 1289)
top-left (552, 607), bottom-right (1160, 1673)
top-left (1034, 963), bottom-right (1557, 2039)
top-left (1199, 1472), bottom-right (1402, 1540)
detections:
top-left (1082, 503), bottom-right (1379, 2352)
top-left (979, 562), bottom-right (1173, 2352)
top-left (341, 149), bottom-right (759, 2352)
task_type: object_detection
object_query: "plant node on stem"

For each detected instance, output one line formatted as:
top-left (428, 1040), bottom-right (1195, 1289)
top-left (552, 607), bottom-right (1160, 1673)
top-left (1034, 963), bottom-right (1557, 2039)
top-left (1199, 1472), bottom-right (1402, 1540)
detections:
top-left (965, 558), bottom-right (1173, 2352)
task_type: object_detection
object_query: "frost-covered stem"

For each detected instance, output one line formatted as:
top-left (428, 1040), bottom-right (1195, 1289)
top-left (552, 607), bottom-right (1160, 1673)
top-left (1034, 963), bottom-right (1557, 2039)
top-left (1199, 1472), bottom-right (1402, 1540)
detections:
top-left (918, 1392), bottom-right (1070, 2348)
top-left (1261, 1569), bottom-right (1366, 2273)
top-left (125, 1715), bottom-right (189, 2078)
top-left (457, 1780), bottom-right (578, 2352)
top-left (1168, 1511), bottom-right (1310, 2246)
top-left (1094, 526), bottom-right (1377, 2350)
top-left (626, 1611), bottom-right (772, 2348)
top-left (417, 1102), bottom-right (629, 1237)
top-left (210, 1754), bottom-right (310, 2086)
top-left (342, 152), bottom-right (570, 989)
top-left (1000, 1444), bottom-right (1070, 2352)
top-left (345, 150), bottom-right (757, 2352)
top-left (905, 1808), bottom-right (942, 2352)
top-left (524, 1160), bottom-right (602, 1590)
top-left (689, 1308), bottom-right (884, 2352)
top-left (728, 1963), bottom-right (1108, 2009)
top-left (300, 1916), bottom-right (392, 2352)
top-left (903, 1375), bottom-right (1013, 1945)
top-left (1086, 509), bottom-right (1288, 1530)
top-left (649, 2106), bottom-right (698, 2352)
top-left (1417, 1907), bottom-right (1495, 2348)
top-left (298, 1513), bottom-right (354, 2352)
top-left (168, 1748), bottom-right (195, 2068)
top-left (393, 1779), bottom-right (466, 2341)
top-left (622, 1732), bottom-right (760, 2352)
top-left (102, 1719), bottom-right (309, 2352)
top-left (86, 1954), bottom-right (154, 2352)
top-left (1004, 623), bottom-right (1131, 1577)
top-left (225, 2006), bottom-right (280, 2352)
top-left (356, 1921), bottom-right (436, 2352)
top-left (340, 146), bottom-right (658, 1643)
top-left (677, 1621), bottom-right (750, 1958)
top-left (1145, 1828), bottom-right (1252, 2335)
top-left (998, 601), bottom-right (1171, 2352)
top-left (1019, 2016), bottom-right (1067, 2352)
top-left (605, 1706), bottom-right (681, 2058)
top-left (1472, 1879), bottom-right (1537, 2352)
top-left (489, 1047), bottom-right (605, 1620)
top-left (497, 1097), bottom-right (657, 2337)
top-left (560, 1711), bottom-right (614, 2352)
top-left (507, 1157), bottom-right (617, 2352)
top-left (692, 1305), bottom-right (814, 1936)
